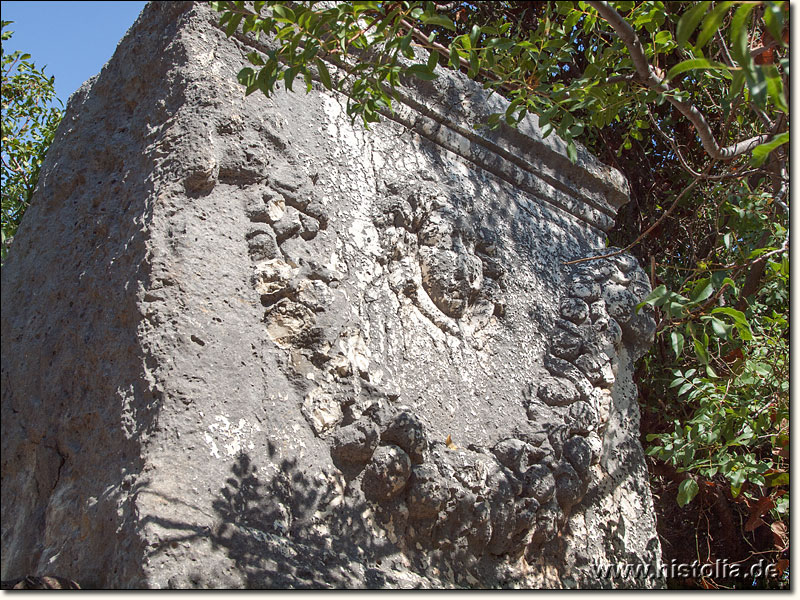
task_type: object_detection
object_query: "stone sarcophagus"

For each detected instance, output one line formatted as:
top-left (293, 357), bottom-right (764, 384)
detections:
top-left (1, 1), bottom-right (662, 588)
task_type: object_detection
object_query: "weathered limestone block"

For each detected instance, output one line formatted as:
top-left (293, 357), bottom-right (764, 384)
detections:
top-left (1, 1), bottom-right (662, 589)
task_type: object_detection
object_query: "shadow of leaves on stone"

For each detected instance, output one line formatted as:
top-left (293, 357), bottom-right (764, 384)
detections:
top-left (148, 444), bottom-right (398, 588)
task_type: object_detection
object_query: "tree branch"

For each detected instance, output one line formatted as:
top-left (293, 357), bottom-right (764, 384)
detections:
top-left (586, 1), bottom-right (771, 161)
top-left (398, 17), bottom-right (519, 95)
top-left (646, 108), bottom-right (765, 182)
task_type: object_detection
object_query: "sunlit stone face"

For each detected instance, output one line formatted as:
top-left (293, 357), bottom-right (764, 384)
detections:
top-left (0, 1), bottom-right (662, 588)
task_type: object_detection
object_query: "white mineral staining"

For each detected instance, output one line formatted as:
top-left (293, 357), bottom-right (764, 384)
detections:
top-left (252, 258), bottom-right (297, 298)
top-left (204, 415), bottom-right (260, 459)
top-left (301, 387), bottom-right (342, 435)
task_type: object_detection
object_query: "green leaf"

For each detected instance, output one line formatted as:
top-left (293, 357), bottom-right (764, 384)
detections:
top-left (676, 2), bottom-right (709, 48)
top-left (469, 24), bottom-right (481, 47)
top-left (426, 48), bottom-right (439, 72)
top-left (696, 2), bottom-right (733, 50)
top-left (405, 64), bottom-right (438, 81)
top-left (468, 49), bottom-right (480, 78)
top-left (729, 468), bottom-right (747, 497)
top-left (728, 69), bottom-right (746, 102)
top-left (225, 13), bottom-right (243, 36)
top-left (636, 284), bottom-right (667, 311)
top-left (729, 3), bottom-right (757, 63)
top-left (283, 66), bottom-right (299, 91)
top-left (710, 307), bottom-right (747, 326)
top-left (421, 14), bottom-right (456, 31)
top-left (764, 65), bottom-right (789, 113)
top-left (566, 140), bottom-right (578, 163)
top-left (654, 30), bottom-right (672, 46)
top-left (766, 472), bottom-right (789, 487)
top-left (710, 317), bottom-right (731, 339)
top-left (314, 58), bottom-right (332, 90)
top-left (689, 278), bottom-right (714, 304)
top-left (271, 4), bottom-right (295, 22)
top-left (750, 132), bottom-right (787, 165)
top-left (677, 478), bottom-right (699, 507)
top-left (448, 44), bottom-right (460, 69)
top-left (237, 66), bottom-right (256, 87)
top-left (486, 37), bottom-right (516, 51)
top-left (667, 58), bottom-right (729, 81)
top-left (670, 331), bottom-right (685, 358)
top-left (667, 301), bottom-right (686, 319)
top-left (763, 1), bottom-right (786, 44)
top-left (693, 338), bottom-right (709, 365)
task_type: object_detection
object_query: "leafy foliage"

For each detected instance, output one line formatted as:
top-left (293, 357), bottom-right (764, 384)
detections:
top-left (1, 21), bottom-right (63, 262)
top-left (213, 1), bottom-right (788, 586)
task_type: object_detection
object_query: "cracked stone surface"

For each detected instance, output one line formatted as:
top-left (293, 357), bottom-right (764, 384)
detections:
top-left (1, 1), bottom-right (662, 589)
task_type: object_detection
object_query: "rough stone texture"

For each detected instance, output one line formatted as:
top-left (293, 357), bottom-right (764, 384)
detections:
top-left (0, 1), bottom-right (662, 589)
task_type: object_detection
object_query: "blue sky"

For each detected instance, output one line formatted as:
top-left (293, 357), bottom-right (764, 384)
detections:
top-left (1, 1), bottom-right (147, 105)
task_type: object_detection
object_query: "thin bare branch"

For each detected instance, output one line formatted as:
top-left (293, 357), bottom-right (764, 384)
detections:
top-left (646, 109), bottom-right (765, 182)
top-left (563, 173), bottom-right (706, 266)
top-left (586, 1), bottom-right (771, 161)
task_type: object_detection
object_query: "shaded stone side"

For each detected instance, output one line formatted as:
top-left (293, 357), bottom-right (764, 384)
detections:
top-left (1, 1), bottom-right (662, 589)
top-left (0, 2), bottom-right (192, 587)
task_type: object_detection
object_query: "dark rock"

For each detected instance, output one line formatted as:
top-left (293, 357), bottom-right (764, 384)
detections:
top-left (521, 464), bottom-right (556, 504)
top-left (406, 464), bottom-right (449, 519)
top-left (568, 277), bottom-right (602, 302)
top-left (380, 410), bottom-right (428, 464)
top-left (492, 438), bottom-right (547, 474)
top-left (543, 355), bottom-right (594, 402)
top-left (362, 445), bottom-right (412, 502)
top-left (603, 286), bottom-right (637, 323)
top-left (560, 297), bottom-right (589, 324)
top-left (529, 498), bottom-right (563, 546)
top-left (622, 311), bottom-right (657, 360)
top-left (536, 376), bottom-right (580, 407)
top-left (567, 401), bottom-right (598, 435)
top-left (550, 320), bottom-right (583, 360)
top-left (563, 436), bottom-right (593, 479)
top-left (575, 258), bottom-right (615, 281)
top-left (574, 352), bottom-right (606, 385)
top-left (272, 208), bottom-right (303, 242)
top-left (555, 461), bottom-right (586, 512)
top-left (246, 230), bottom-right (279, 261)
top-left (330, 419), bottom-right (380, 464)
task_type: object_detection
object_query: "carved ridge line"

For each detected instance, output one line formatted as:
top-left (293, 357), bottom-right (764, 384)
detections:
top-left (387, 86), bottom-right (620, 221)
top-left (377, 101), bottom-right (612, 234)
